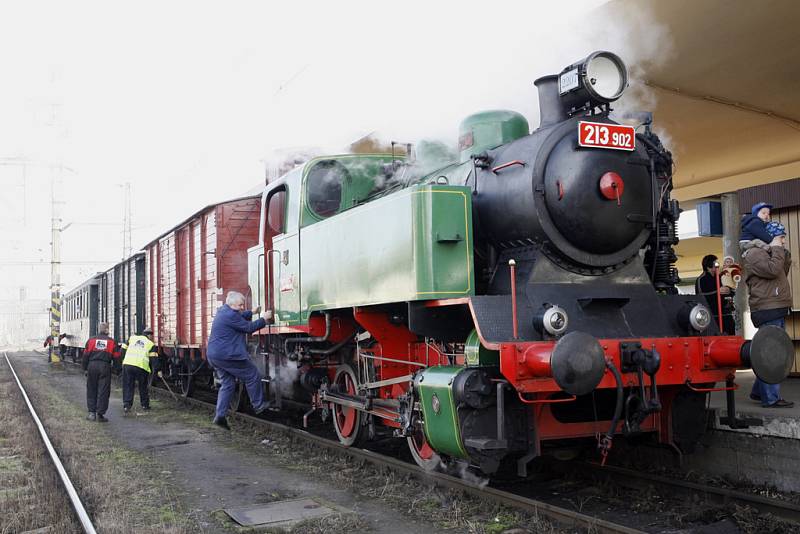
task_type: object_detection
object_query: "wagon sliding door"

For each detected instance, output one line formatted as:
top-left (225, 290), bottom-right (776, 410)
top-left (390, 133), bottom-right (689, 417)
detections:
top-left (176, 227), bottom-right (191, 345)
top-left (134, 255), bottom-right (146, 335)
top-left (159, 234), bottom-right (178, 345)
top-left (176, 222), bottom-right (201, 347)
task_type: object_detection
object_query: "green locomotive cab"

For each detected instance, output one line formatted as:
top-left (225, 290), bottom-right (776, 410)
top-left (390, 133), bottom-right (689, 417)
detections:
top-left (248, 154), bottom-right (475, 327)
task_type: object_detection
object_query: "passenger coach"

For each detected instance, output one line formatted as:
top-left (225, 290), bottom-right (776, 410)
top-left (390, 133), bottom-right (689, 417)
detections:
top-left (60, 274), bottom-right (101, 361)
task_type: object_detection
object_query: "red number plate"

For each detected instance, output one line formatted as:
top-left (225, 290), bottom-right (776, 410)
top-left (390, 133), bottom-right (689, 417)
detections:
top-left (578, 121), bottom-right (635, 151)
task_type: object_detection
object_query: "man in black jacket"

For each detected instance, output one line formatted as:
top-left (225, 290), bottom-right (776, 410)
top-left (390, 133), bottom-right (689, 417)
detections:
top-left (695, 254), bottom-right (735, 335)
top-left (83, 323), bottom-right (121, 422)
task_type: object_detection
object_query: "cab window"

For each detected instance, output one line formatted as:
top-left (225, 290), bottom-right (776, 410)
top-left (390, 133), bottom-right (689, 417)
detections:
top-left (306, 160), bottom-right (348, 218)
top-left (267, 189), bottom-right (286, 235)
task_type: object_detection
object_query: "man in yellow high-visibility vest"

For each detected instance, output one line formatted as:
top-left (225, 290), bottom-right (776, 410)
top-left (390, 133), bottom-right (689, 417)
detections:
top-left (120, 327), bottom-right (158, 414)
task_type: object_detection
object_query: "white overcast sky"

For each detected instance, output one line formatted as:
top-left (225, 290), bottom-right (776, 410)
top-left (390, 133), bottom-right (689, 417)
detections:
top-left (2, 0), bottom-right (670, 303)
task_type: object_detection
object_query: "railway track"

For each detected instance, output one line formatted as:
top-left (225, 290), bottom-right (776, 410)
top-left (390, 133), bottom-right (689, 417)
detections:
top-left (2, 352), bottom-right (97, 534)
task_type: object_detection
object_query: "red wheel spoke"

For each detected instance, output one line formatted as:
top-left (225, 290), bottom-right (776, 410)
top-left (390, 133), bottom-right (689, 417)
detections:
top-left (332, 365), bottom-right (360, 442)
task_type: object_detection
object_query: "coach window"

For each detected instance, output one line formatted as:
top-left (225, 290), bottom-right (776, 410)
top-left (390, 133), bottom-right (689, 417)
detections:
top-left (306, 159), bottom-right (348, 219)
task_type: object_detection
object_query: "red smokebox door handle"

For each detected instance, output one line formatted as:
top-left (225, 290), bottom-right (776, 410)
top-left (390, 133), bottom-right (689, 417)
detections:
top-left (599, 172), bottom-right (624, 206)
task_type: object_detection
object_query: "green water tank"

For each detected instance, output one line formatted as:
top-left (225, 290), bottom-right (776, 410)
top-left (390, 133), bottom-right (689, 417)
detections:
top-left (458, 110), bottom-right (529, 163)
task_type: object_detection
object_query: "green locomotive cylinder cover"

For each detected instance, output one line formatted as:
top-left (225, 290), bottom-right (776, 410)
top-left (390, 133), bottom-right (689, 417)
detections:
top-left (415, 366), bottom-right (469, 459)
top-left (458, 110), bottom-right (529, 163)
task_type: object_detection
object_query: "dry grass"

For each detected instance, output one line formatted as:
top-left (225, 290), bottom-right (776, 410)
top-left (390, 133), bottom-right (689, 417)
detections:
top-left (0, 360), bottom-right (81, 533)
top-left (290, 512), bottom-right (371, 533)
top-left (2, 358), bottom-right (198, 533)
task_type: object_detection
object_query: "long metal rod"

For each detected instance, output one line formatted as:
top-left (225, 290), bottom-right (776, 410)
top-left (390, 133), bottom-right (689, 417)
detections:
top-left (358, 351), bottom-right (427, 367)
top-left (509, 259), bottom-right (518, 339)
top-left (361, 374), bottom-right (413, 390)
top-left (3, 352), bottom-right (97, 534)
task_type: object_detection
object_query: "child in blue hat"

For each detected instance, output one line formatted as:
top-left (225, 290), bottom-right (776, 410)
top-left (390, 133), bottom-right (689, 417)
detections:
top-left (740, 201), bottom-right (773, 242)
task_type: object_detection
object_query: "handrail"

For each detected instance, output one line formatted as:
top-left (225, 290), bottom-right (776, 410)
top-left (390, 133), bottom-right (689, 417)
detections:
top-left (264, 249), bottom-right (282, 321)
top-left (517, 391), bottom-right (577, 405)
top-left (256, 252), bottom-right (264, 312)
top-left (685, 381), bottom-right (739, 393)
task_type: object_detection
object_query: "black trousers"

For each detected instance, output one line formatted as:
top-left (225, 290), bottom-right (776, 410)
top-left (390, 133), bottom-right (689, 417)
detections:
top-left (122, 364), bottom-right (150, 408)
top-left (86, 360), bottom-right (112, 415)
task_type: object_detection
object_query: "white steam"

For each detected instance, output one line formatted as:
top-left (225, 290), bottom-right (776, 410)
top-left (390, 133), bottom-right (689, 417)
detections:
top-left (451, 460), bottom-right (490, 489)
top-left (280, 3), bottom-right (678, 165)
top-left (270, 357), bottom-right (300, 398)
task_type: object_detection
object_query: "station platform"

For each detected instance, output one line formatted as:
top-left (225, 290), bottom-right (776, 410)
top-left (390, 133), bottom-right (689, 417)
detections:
top-left (708, 370), bottom-right (800, 439)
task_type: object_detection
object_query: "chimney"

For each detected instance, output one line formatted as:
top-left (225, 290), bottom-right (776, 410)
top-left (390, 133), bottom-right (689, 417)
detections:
top-left (534, 75), bottom-right (568, 129)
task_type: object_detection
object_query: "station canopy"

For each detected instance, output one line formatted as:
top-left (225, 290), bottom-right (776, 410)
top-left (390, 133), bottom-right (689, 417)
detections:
top-left (606, 0), bottom-right (800, 201)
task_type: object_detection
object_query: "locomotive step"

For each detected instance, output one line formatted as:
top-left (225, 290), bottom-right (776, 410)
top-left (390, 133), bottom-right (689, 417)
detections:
top-left (463, 437), bottom-right (509, 450)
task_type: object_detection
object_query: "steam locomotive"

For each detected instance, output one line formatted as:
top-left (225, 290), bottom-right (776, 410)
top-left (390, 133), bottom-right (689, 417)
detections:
top-left (61, 51), bottom-right (794, 476)
top-left (245, 51), bottom-right (793, 474)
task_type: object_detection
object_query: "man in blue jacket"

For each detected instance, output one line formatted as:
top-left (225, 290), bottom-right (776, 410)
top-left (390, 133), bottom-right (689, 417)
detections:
top-left (207, 291), bottom-right (268, 429)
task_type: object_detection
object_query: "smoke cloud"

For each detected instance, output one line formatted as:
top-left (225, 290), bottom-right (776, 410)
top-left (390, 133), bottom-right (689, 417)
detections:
top-left (0, 0), bottom-right (679, 330)
top-left (320, 2), bottom-right (677, 162)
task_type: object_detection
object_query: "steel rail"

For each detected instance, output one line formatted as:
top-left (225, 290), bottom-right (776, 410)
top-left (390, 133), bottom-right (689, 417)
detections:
top-left (2, 352), bottom-right (97, 534)
top-left (573, 461), bottom-right (800, 525)
top-left (147, 386), bottom-right (643, 534)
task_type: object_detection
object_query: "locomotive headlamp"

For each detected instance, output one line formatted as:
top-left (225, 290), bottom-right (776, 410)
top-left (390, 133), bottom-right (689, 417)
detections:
top-left (536, 305), bottom-right (569, 336)
top-left (688, 304), bottom-right (712, 332)
top-left (558, 51), bottom-right (628, 112)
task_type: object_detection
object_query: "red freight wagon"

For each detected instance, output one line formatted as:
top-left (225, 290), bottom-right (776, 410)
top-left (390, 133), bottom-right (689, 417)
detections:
top-left (144, 195), bottom-right (261, 394)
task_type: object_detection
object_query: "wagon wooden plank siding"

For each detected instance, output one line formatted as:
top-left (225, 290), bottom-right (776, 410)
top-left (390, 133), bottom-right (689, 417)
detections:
top-left (144, 195), bottom-right (261, 363)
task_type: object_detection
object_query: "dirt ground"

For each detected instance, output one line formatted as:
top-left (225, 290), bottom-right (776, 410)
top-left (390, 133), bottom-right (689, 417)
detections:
top-left (5, 351), bottom-right (557, 534)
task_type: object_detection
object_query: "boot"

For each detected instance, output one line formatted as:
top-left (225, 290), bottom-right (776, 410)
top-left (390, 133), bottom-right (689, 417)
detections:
top-left (213, 416), bottom-right (230, 430)
top-left (96, 414), bottom-right (109, 423)
top-left (253, 402), bottom-right (271, 415)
